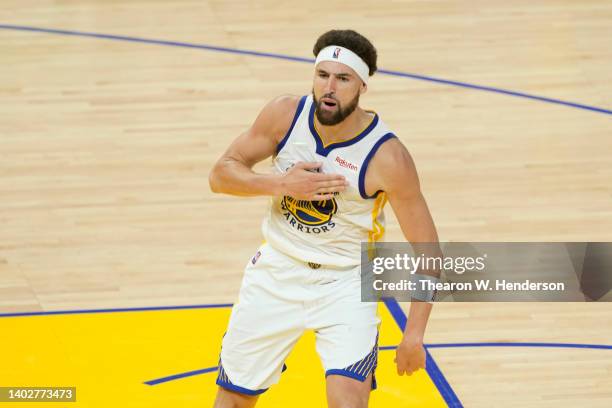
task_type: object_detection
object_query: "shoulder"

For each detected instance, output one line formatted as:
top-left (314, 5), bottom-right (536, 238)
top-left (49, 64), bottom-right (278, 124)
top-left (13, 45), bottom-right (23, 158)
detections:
top-left (265, 94), bottom-right (302, 117)
top-left (256, 95), bottom-right (301, 128)
top-left (252, 94), bottom-right (303, 141)
top-left (373, 137), bottom-right (414, 169)
top-left (368, 136), bottom-right (421, 194)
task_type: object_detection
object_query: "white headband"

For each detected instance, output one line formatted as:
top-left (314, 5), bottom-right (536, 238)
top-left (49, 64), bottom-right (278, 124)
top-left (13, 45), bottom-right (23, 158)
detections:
top-left (314, 45), bottom-right (370, 84)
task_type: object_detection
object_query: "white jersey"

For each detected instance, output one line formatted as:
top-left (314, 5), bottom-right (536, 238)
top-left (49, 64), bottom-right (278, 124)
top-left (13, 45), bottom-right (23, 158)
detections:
top-left (262, 94), bottom-right (396, 267)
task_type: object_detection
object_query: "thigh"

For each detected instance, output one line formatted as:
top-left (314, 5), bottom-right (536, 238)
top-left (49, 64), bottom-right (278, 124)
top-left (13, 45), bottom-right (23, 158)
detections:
top-left (312, 272), bottom-right (380, 397)
top-left (312, 273), bottom-right (380, 374)
top-left (218, 245), bottom-right (305, 394)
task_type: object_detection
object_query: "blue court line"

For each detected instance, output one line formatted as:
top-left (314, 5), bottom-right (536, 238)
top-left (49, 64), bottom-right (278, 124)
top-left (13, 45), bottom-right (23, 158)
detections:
top-left (426, 342), bottom-right (612, 350)
top-left (145, 366), bottom-right (219, 386)
top-left (377, 68), bottom-right (612, 115)
top-left (143, 340), bottom-right (612, 386)
top-left (382, 297), bottom-right (464, 408)
top-left (0, 303), bottom-right (233, 318)
top-left (0, 24), bottom-right (610, 116)
top-left (144, 346), bottom-right (400, 386)
top-left (3, 299), bottom-right (605, 393)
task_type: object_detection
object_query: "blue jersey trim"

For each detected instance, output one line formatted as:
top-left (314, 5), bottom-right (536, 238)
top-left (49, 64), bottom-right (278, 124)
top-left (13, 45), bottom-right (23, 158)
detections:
top-left (216, 380), bottom-right (268, 396)
top-left (215, 361), bottom-right (287, 396)
top-left (326, 368), bottom-right (366, 382)
top-left (307, 103), bottom-right (379, 157)
top-left (325, 369), bottom-right (378, 391)
top-left (216, 363), bottom-right (269, 395)
top-left (325, 332), bottom-right (379, 390)
top-left (276, 95), bottom-right (307, 155)
top-left (358, 133), bottom-right (397, 199)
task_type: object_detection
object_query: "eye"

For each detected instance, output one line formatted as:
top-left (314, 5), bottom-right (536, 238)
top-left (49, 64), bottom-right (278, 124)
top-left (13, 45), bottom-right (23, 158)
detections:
top-left (339, 77), bottom-right (349, 82)
top-left (319, 72), bottom-right (329, 78)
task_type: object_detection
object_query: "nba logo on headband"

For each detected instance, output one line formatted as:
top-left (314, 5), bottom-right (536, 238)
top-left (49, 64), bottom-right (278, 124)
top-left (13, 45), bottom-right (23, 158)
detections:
top-left (315, 45), bottom-right (370, 84)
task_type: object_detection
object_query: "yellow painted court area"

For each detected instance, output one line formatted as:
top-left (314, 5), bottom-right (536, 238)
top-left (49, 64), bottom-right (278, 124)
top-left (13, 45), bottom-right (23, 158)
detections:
top-left (0, 304), bottom-right (446, 407)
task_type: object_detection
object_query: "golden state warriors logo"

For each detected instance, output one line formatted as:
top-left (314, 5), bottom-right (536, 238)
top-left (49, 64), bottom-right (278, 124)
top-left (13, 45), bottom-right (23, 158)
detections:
top-left (282, 196), bottom-right (337, 226)
top-left (280, 196), bottom-right (337, 234)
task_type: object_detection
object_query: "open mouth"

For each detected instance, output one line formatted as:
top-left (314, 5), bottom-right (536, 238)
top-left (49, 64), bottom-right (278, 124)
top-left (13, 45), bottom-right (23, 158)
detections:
top-left (320, 98), bottom-right (337, 110)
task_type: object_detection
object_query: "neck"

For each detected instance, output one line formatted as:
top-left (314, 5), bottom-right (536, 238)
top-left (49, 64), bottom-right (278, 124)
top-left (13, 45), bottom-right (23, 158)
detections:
top-left (314, 107), bottom-right (373, 145)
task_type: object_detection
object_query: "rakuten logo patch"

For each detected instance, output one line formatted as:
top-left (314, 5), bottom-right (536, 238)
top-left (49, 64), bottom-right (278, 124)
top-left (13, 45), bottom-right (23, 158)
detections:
top-left (335, 156), bottom-right (358, 171)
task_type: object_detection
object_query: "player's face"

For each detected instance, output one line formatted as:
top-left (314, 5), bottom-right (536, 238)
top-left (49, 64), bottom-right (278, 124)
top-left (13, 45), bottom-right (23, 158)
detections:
top-left (312, 61), bottom-right (365, 126)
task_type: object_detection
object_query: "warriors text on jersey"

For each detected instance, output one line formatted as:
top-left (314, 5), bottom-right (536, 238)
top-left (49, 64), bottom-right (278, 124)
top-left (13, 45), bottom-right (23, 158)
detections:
top-left (262, 95), bottom-right (397, 267)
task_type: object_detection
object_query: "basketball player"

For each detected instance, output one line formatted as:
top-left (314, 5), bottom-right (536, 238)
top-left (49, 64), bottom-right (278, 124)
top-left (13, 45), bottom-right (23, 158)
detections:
top-left (209, 29), bottom-right (439, 408)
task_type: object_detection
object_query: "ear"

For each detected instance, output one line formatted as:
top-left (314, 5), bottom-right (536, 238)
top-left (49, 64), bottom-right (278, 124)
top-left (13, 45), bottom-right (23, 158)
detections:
top-left (360, 82), bottom-right (368, 94)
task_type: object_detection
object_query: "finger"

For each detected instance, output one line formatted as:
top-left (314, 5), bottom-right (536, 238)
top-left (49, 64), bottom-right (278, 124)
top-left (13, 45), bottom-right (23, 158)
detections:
top-left (317, 183), bottom-right (349, 192)
top-left (315, 191), bottom-right (342, 198)
top-left (296, 161), bottom-right (322, 170)
top-left (316, 186), bottom-right (346, 194)
top-left (411, 364), bottom-right (424, 374)
top-left (312, 173), bottom-right (347, 182)
top-left (311, 193), bottom-right (335, 200)
top-left (315, 179), bottom-right (349, 189)
top-left (314, 181), bottom-right (348, 191)
top-left (316, 179), bottom-right (346, 188)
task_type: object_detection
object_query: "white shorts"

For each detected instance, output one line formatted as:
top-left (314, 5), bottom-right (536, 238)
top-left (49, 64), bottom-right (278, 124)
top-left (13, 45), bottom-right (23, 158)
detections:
top-left (216, 243), bottom-right (380, 395)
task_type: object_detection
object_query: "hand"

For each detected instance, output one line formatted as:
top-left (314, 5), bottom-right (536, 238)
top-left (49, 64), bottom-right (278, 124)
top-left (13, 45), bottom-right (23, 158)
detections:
top-left (280, 161), bottom-right (349, 200)
top-left (394, 337), bottom-right (426, 376)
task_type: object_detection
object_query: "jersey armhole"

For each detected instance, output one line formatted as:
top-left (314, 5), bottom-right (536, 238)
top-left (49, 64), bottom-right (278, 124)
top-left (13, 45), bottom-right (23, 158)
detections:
top-left (275, 95), bottom-right (307, 155)
top-left (358, 133), bottom-right (397, 199)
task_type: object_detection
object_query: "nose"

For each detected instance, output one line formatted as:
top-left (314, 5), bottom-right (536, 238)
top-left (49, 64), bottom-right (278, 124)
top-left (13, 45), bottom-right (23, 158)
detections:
top-left (324, 75), bottom-right (337, 94)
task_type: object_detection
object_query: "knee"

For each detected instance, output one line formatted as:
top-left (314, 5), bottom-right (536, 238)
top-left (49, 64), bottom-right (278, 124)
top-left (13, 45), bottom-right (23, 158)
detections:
top-left (213, 387), bottom-right (258, 408)
top-left (329, 393), bottom-right (368, 408)
top-left (338, 398), bottom-right (368, 408)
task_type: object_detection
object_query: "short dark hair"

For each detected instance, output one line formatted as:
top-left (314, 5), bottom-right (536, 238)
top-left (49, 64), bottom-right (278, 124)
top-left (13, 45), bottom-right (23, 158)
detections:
top-left (313, 29), bottom-right (378, 76)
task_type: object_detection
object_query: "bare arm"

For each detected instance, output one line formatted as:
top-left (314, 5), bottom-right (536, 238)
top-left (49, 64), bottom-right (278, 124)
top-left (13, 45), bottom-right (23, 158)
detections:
top-left (209, 95), bottom-right (348, 199)
top-left (366, 137), bottom-right (440, 376)
top-left (208, 95), bottom-right (296, 197)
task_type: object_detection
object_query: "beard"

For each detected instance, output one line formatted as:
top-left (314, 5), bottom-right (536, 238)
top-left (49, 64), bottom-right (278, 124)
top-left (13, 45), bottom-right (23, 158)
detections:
top-left (312, 90), bottom-right (360, 126)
